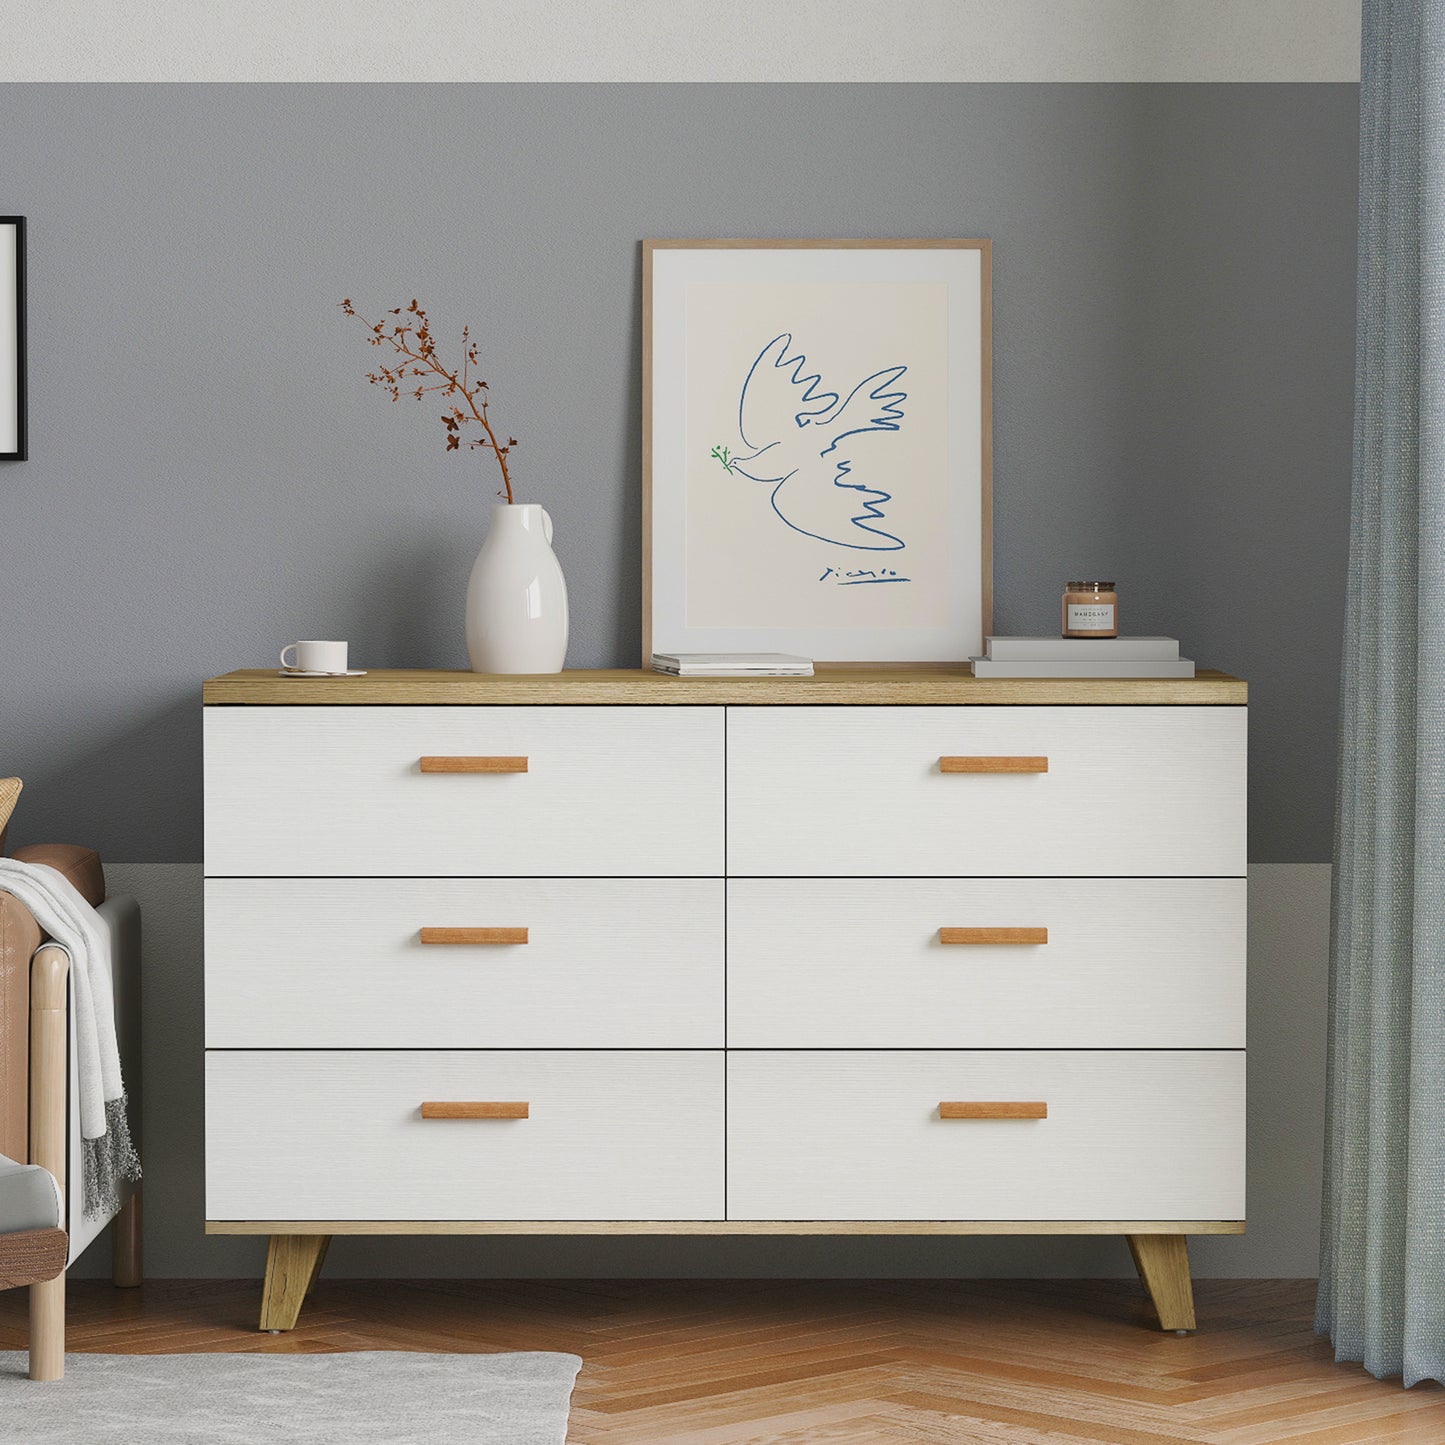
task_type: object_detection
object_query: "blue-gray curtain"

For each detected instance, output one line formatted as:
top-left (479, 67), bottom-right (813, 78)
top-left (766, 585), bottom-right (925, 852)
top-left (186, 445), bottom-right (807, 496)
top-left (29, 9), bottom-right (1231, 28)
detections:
top-left (1317, 0), bottom-right (1445, 1387)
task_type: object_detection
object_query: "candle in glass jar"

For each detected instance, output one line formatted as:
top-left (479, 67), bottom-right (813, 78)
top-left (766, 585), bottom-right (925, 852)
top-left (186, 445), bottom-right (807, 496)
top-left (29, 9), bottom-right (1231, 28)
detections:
top-left (1062, 581), bottom-right (1118, 638)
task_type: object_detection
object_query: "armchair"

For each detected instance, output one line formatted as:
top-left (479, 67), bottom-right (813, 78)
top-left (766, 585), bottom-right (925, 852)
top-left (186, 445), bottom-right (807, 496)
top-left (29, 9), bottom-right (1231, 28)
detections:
top-left (0, 835), bottom-right (142, 1381)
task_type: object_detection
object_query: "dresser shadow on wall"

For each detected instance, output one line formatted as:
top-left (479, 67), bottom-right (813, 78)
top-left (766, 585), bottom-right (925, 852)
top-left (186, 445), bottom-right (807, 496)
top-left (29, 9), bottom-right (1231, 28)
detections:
top-left (230, 1231), bottom-right (1140, 1286)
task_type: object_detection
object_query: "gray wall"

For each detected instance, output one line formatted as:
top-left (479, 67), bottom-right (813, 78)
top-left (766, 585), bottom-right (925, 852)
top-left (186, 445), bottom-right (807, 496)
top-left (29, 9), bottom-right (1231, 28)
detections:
top-left (0, 83), bottom-right (1357, 863)
top-left (1, 83), bottom-right (1355, 1281)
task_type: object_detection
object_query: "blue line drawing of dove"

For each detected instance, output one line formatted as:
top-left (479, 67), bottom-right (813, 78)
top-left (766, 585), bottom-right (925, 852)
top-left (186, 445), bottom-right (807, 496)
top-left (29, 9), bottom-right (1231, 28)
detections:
top-left (725, 333), bottom-right (909, 552)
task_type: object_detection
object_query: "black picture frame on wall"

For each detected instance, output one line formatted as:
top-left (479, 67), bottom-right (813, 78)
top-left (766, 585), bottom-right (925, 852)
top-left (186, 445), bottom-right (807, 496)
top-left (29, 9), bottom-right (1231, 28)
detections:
top-left (2, 216), bottom-right (26, 461)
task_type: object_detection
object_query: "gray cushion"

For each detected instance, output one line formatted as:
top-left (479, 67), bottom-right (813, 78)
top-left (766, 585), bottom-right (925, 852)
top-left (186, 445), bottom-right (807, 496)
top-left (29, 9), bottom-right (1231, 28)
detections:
top-left (0, 1153), bottom-right (63, 1232)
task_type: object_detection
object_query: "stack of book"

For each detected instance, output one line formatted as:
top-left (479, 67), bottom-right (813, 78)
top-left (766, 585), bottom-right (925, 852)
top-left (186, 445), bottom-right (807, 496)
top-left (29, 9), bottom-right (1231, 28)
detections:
top-left (970, 637), bottom-right (1195, 678)
top-left (651, 652), bottom-right (815, 678)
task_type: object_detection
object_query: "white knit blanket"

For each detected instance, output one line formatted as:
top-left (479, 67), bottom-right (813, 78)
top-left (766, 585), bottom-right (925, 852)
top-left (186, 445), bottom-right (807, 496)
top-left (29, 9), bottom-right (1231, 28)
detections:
top-left (0, 858), bottom-right (140, 1217)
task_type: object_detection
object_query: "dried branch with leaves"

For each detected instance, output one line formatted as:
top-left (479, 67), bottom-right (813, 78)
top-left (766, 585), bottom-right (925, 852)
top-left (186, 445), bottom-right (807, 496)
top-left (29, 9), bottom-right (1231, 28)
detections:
top-left (340, 298), bottom-right (519, 504)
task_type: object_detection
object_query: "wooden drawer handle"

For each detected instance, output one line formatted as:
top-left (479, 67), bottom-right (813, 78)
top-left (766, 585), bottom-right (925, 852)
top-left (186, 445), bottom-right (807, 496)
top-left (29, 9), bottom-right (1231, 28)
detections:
top-left (420, 756), bottom-right (529, 773)
top-left (421, 1101), bottom-right (529, 1119)
top-left (420, 927), bottom-right (529, 946)
top-left (939, 927), bottom-right (1048, 946)
top-left (939, 756), bottom-right (1048, 773)
top-left (940, 1101), bottom-right (1048, 1120)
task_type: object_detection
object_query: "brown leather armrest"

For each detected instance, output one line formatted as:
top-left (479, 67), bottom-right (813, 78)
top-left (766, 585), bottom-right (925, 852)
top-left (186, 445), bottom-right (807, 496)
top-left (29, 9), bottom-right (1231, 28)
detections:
top-left (0, 895), bottom-right (42, 1162)
top-left (10, 845), bottom-right (105, 908)
top-left (0, 1226), bottom-right (67, 1290)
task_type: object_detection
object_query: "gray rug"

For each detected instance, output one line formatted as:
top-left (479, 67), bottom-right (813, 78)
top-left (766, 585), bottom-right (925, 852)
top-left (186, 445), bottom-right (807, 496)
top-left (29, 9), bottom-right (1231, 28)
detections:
top-left (0, 1350), bottom-right (582, 1443)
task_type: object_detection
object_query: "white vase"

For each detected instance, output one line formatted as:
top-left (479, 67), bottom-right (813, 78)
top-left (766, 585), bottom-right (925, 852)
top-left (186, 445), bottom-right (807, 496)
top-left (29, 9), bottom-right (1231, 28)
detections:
top-left (465, 503), bottom-right (569, 674)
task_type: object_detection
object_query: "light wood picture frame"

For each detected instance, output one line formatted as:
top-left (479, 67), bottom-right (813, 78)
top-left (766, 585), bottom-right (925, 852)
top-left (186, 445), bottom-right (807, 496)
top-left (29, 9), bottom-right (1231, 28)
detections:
top-left (643, 238), bottom-right (992, 663)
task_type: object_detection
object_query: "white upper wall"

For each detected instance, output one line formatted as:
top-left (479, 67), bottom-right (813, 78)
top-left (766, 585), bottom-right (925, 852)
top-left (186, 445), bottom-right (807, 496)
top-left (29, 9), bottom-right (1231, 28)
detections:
top-left (3, 1), bottom-right (1361, 83)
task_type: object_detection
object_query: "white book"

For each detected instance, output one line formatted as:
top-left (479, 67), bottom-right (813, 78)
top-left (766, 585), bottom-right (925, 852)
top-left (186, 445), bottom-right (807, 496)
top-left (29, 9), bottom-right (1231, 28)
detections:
top-left (656, 667), bottom-right (814, 677)
top-left (651, 652), bottom-right (814, 677)
top-left (970, 657), bottom-right (1197, 679)
top-left (985, 635), bottom-right (1181, 662)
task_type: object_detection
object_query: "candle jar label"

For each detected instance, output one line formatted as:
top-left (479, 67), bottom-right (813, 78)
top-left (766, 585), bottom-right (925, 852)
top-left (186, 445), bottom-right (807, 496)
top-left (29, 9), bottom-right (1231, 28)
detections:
top-left (1066, 604), bottom-right (1116, 630)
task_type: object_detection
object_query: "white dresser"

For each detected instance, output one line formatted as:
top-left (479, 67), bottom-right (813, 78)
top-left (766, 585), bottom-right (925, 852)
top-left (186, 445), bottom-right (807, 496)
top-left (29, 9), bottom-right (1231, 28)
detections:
top-left (203, 667), bottom-right (1247, 1332)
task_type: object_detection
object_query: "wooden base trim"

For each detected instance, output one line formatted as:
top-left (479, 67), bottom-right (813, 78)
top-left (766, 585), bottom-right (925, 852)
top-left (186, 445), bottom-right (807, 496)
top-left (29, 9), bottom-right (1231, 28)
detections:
top-left (259, 1233), bottom-right (331, 1332)
top-left (1127, 1231), bottom-right (1197, 1332)
top-left (211, 1219), bottom-right (1245, 1237)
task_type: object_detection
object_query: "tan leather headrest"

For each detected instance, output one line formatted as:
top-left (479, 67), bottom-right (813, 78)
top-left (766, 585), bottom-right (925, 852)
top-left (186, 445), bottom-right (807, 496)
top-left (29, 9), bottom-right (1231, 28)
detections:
top-left (10, 844), bottom-right (107, 908)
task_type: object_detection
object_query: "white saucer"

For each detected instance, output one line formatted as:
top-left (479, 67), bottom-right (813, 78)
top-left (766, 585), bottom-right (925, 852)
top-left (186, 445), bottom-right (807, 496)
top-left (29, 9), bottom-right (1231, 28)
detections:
top-left (278, 668), bottom-right (368, 677)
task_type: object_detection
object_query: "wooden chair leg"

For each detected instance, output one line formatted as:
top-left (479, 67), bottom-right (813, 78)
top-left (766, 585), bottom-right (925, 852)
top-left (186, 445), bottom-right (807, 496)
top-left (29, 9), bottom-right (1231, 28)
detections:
top-left (29, 1271), bottom-right (65, 1381)
top-left (112, 1187), bottom-right (143, 1288)
top-left (1127, 1233), bottom-right (1196, 1332)
top-left (29, 945), bottom-right (70, 1380)
top-left (259, 1233), bottom-right (331, 1332)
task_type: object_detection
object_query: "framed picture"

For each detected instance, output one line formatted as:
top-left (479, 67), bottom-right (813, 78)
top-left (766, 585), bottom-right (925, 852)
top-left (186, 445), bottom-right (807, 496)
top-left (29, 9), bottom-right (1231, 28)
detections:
top-left (1, 218), bottom-right (25, 461)
top-left (643, 238), bottom-right (990, 663)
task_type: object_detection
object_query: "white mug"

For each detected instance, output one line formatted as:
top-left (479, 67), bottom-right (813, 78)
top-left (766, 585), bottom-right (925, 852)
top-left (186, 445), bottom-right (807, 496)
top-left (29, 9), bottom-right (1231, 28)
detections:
top-left (280, 640), bottom-right (348, 673)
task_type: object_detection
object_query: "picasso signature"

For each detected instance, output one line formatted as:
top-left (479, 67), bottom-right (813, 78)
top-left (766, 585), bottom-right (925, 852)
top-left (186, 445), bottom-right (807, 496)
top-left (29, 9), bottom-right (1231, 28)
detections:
top-left (710, 333), bottom-right (910, 554)
top-left (818, 565), bottom-right (911, 586)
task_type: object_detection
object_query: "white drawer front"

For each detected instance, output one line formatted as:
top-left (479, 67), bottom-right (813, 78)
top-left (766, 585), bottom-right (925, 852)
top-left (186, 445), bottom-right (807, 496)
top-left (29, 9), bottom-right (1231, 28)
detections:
top-left (727, 879), bottom-right (1245, 1048)
top-left (204, 706), bottom-right (723, 876)
top-left (206, 878), bottom-right (724, 1048)
top-left (726, 1051), bottom-right (1244, 1221)
top-left (206, 1050), bottom-right (724, 1221)
top-left (726, 707), bottom-right (1245, 876)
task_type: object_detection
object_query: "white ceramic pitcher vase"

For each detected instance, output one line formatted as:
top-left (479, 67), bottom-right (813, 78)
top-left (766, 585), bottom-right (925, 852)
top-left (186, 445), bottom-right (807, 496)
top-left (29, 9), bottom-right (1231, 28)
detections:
top-left (465, 502), bottom-right (569, 674)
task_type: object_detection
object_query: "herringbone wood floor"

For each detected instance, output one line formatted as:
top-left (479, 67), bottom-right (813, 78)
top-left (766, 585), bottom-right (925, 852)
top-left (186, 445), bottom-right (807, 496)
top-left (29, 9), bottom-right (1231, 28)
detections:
top-left (1, 1278), bottom-right (1437, 1442)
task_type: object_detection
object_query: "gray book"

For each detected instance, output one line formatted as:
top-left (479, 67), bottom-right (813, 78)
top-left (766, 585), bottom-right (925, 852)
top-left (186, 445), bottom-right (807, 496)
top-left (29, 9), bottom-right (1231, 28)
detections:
top-left (985, 635), bottom-right (1181, 662)
top-left (970, 656), bottom-right (1196, 679)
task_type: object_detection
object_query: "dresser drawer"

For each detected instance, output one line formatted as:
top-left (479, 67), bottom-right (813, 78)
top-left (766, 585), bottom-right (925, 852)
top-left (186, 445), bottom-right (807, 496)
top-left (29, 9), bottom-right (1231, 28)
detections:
top-left (727, 1051), bottom-right (1244, 1221)
top-left (726, 707), bottom-right (1245, 876)
top-left (203, 706), bottom-right (723, 876)
top-left (206, 1050), bottom-right (724, 1221)
top-left (206, 878), bottom-right (724, 1048)
top-left (727, 878), bottom-right (1245, 1047)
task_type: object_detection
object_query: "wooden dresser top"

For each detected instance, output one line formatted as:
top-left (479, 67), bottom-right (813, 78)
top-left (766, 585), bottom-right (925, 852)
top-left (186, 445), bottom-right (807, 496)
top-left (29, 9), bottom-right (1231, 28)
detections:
top-left (204, 666), bottom-right (1246, 706)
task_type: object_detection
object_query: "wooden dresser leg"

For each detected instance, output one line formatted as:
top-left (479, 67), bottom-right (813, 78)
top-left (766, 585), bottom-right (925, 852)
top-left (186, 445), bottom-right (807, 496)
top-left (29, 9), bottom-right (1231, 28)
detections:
top-left (112, 1187), bottom-right (143, 1288)
top-left (259, 1234), bottom-right (331, 1333)
top-left (29, 1271), bottom-right (65, 1381)
top-left (1127, 1233), bottom-right (1196, 1333)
